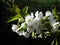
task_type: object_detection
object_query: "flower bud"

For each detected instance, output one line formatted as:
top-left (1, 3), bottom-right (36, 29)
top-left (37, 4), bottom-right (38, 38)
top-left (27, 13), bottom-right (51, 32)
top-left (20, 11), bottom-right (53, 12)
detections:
top-left (11, 24), bottom-right (18, 32)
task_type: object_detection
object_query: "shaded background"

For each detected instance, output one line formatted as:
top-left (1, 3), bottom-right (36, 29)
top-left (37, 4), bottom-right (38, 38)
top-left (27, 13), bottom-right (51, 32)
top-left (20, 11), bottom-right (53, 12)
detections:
top-left (1, 0), bottom-right (60, 45)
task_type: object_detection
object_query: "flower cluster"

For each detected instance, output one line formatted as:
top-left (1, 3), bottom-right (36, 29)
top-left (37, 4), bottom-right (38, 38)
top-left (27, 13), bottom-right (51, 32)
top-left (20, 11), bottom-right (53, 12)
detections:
top-left (11, 11), bottom-right (59, 38)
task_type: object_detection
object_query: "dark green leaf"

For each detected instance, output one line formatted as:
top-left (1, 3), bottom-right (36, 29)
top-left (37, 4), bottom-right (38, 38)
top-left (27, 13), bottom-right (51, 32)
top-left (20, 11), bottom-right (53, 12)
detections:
top-left (22, 6), bottom-right (28, 15)
top-left (52, 7), bottom-right (57, 16)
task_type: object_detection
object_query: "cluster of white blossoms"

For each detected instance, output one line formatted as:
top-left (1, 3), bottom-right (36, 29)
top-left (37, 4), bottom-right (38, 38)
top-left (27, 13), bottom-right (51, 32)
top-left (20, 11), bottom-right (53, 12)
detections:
top-left (11, 11), bottom-right (59, 38)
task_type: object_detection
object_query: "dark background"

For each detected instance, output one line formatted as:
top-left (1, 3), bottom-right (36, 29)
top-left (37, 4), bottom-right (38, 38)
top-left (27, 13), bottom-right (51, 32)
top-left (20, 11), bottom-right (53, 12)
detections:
top-left (1, 0), bottom-right (60, 45)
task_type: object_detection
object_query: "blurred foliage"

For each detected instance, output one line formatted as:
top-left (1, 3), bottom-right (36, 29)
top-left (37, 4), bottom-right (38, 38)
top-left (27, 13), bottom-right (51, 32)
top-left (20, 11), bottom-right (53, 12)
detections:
top-left (1, 0), bottom-right (60, 12)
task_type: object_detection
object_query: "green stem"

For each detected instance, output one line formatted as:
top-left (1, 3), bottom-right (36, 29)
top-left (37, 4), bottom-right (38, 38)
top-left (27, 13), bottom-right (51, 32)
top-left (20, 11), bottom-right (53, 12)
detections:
top-left (56, 38), bottom-right (59, 45)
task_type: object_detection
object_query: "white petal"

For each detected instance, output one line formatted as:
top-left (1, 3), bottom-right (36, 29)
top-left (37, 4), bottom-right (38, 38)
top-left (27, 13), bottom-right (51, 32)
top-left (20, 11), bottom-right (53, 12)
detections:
top-left (53, 22), bottom-right (59, 29)
top-left (34, 17), bottom-right (41, 25)
top-left (34, 17), bottom-right (40, 22)
top-left (38, 11), bottom-right (43, 18)
top-left (53, 22), bottom-right (59, 26)
top-left (35, 11), bottom-right (39, 17)
top-left (11, 24), bottom-right (18, 32)
top-left (21, 22), bottom-right (26, 27)
top-left (45, 11), bottom-right (53, 16)
top-left (25, 15), bottom-right (33, 26)
top-left (45, 11), bottom-right (54, 20)
top-left (27, 26), bottom-right (34, 33)
top-left (23, 32), bottom-right (30, 38)
top-left (18, 31), bottom-right (24, 36)
top-left (30, 12), bottom-right (34, 18)
top-left (51, 22), bottom-right (59, 33)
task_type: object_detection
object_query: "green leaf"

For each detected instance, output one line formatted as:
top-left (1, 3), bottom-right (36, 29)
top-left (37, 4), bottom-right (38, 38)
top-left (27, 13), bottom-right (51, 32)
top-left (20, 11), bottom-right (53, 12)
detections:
top-left (22, 6), bottom-right (28, 15)
top-left (52, 7), bottom-right (59, 21)
top-left (52, 7), bottom-right (57, 16)
top-left (7, 14), bottom-right (23, 23)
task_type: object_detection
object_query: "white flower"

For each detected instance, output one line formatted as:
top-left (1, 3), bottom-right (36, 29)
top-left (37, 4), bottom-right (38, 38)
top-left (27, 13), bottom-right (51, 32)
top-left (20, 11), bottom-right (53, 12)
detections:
top-left (35, 11), bottom-right (39, 17)
top-left (21, 22), bottom-right (26, 28)
top-left (25, 15), bottom-right (34, 26)
top-left (45, 11), bottom-right (59, 33)
top-left (38, 11), bottom-right (43, 18)
top-left (33, 18), bottom-right (41, 30)
top-left (27, 26), bottom-right (34, 33)
top-left (18, 30), bottom-right (24, 36)
top-left (53, 22), bottom-right (59, 27)
top-left (34, 11), bottom-right (43, 26)
top-left (23, 32), bottom-right (30, 38)
top-left (34, 17), bottom-right (40, 22)
top-left (53, 22), bottom-right (59, 29)
top-left (45, 11), bottom-right (53, 16)
top-left (45, 11), bottom-right (54, 19)
top-left (11, 24), bottom-right (18, 32)
top-left (50, 19), bottom-right (59, 33)
top-left (30, 12), bottom-right (34, 18)
top-left (51, 22), bottom-right (59, 33)
top-left (35, 11), bottom-right (43, 18)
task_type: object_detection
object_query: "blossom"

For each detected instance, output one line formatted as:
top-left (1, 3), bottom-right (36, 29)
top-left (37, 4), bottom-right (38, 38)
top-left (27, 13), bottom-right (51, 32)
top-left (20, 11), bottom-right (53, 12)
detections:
top-left (45, 11), bottom-right (53, 16)
top-left (23, 32), bottom-right (30, 38)
top-left (11, 10), bottom-right (60, 38)
top-left (35, 11), bottom-right (43, 18)
top-left (27, 26), bottom-right (34, 33)
top-left (11, 24), bottom-right (18, 32)
top-left (18, 30), bottom-right (30, 38)
top-left (45, 11), bottom-right (53, 19)
top-left (21, 22), bottom-right (26, 28)
top-left (45, 11), bottom-right (59, 33)
top-left (30, 12), bottom-right (34, 18)
top-left (51, 22), bottom-right (59, 33)
top-left (35, 11), bottom-right (39, 17)
top-left (25, 15), bottom-right (34, 26)
top-left (50, 21), bottom-right (59, 33)
top-left (53, 22), bottom-right (59, 28)
top-left (18, 30), bottom-right (24, 36)
top-left (38, 11), bottom-right (43, 18)
top-left (52, 22), bottom-right (59, 29)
